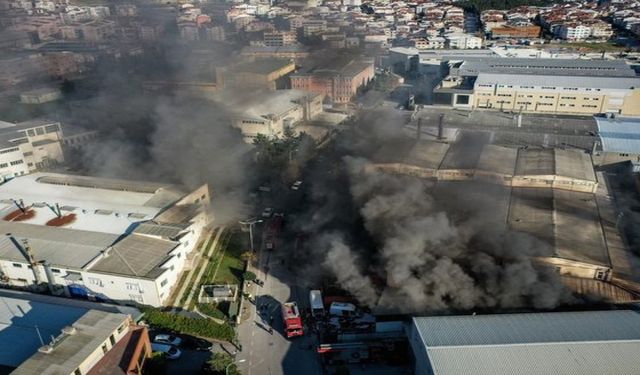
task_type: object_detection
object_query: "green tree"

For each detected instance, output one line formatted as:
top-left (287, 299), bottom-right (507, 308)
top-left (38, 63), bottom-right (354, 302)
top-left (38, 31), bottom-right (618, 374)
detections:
top-left (240, 251), bottom-right (257, 263)
top-left (204, 353), bottom-right (240, 375)
top-left (242, 271), bottom-right (257, 282)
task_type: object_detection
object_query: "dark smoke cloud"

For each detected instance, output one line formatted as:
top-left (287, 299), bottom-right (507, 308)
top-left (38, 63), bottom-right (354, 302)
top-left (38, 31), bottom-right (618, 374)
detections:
top-left (292, 110), bottom-right (575, 314)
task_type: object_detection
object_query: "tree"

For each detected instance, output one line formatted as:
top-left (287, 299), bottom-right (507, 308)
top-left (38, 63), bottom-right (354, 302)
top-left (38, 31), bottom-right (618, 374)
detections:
top-left (241, 251), bottom-right (257, 263)
top-left (204, 353), bottom-right (240, 375)
top-left (242, 271), bottom-right (257, 282)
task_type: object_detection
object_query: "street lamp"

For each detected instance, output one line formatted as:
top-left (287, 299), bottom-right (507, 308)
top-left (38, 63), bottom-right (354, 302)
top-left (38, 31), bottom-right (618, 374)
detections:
top-left (238, 218), bottom-right (263, 251)
top-left (226, 359), bottom-right (246, 375)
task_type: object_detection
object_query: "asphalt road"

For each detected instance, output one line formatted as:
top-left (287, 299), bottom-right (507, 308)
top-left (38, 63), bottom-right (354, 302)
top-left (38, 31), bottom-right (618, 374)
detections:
top-left (236, 229), bottom-right (322, 375)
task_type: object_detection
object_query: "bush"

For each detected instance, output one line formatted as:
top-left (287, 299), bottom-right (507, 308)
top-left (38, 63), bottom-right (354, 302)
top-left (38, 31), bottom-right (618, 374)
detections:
top-left (242, 271), bottom-right (256, 281)
top-left (141, 307), bottom-right (234, 341)
top-left (204, 353), bottom-right (240, 375)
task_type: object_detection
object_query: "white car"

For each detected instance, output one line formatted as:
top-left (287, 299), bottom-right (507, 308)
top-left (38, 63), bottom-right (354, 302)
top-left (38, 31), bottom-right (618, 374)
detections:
top-left (151, 342), bottom-right (182, 360)
top-left (154, 334), bottom-right (182, 346)
top-left (291, 180), bottom-right (303, 190)
top-left (261, 207), bottom-right (273, 218)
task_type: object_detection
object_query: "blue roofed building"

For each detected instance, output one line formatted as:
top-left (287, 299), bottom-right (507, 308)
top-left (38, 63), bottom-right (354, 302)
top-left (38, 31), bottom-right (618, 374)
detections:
top-left (410, 310), bottom-right (640, 375)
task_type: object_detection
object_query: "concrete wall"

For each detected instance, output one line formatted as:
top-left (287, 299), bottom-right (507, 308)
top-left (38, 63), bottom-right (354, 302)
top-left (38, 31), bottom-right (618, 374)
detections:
top-left (538, 257), bottom-right (611, 280)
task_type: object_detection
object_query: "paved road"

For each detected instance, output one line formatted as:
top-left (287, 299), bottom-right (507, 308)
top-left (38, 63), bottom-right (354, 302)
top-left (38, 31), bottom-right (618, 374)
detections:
top-left (236, 231), bottom-right (322, 375)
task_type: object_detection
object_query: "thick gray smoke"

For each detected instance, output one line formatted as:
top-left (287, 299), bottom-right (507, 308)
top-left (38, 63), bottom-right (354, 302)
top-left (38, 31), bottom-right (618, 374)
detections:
top-left (316, 157), bottom-right (573, 313)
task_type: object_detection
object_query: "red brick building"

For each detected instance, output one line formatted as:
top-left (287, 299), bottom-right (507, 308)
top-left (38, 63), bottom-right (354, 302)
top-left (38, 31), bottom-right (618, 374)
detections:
top-left (491, 25), bottom-right (541, 39)
top-left (290, 60), bottom-right (374, 104)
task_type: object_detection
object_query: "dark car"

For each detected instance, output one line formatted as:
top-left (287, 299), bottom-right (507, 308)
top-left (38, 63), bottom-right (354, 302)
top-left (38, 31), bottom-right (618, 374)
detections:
top-left (184, 336), bottom-right (213, 351)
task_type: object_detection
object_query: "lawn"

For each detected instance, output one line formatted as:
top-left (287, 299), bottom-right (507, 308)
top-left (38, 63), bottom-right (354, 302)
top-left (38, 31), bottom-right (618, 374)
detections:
top-left (541, 42), bottom-right (627, 52)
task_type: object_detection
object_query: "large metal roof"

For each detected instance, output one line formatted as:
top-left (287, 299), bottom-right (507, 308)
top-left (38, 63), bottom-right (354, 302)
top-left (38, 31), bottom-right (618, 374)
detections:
top-left (475, 73), bottom-right (640, 90)
top-left (458, 57), bottom-right (636, 77)
top-left (595, 116), bottom-right (640, 154)
top-left (413, 310), bottom-right (640, 375)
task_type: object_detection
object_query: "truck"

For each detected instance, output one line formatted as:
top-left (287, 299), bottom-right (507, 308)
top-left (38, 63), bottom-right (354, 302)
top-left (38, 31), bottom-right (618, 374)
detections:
top-left (264, 215), bottom-right (283, 250)
top-left (309, 290), bottom-right (324, 318)
top-left (281, 302), bottom-right (304, 338)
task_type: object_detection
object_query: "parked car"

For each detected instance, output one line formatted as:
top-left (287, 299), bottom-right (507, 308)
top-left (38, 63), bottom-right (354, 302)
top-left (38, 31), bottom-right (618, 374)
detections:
top-left (261, 207), bottom-right (273, 218)
top-left (291, 180), bottom-right (303, 190)
top-left (151, 343), bottom-right (182, 360)
top-left (154, 334), bottom-right (182, 346)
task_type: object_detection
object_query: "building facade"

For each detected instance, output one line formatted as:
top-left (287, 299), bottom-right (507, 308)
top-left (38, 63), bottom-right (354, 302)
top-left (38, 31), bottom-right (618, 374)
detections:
top-left (290, 60), bottom-right (374, 103)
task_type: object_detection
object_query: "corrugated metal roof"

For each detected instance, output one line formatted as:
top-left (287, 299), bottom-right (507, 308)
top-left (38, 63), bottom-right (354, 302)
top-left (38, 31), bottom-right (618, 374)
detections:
top-left (427, 341), bottom-right (640, 375)
top-left (459, 57), bottom-right (636, 77)
top-left (595, 116), bottom-right (640, 153)
top-left (414, 311), bottom-right (640, 375)
top-left (413, 310), bottom-right (640, 347)
top-left (475, 73), bottom-right (640, 90)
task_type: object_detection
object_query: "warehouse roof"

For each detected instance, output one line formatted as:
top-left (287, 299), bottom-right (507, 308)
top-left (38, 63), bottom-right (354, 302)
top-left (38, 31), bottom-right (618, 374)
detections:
top-left (458, 57), bottom-right (635, 77)
top-left (0, 173), bottom-right (186, 234)
top-left (476, 145), bottom-right (517, 175)
top-left (238, 89), bottom-right (322, 121)
top-left (231, 59), bottom-right (294, 75)
top-left (595, 116), bottom-right (640, 154)
top-left (13, 310), bottom-right (128, 375)
top-left (89, 234), bottom-right (177, 279)
top-left (475, 73), bottom-right (640, 90)
top-left (0, 221), bottom-right (118, 269)
top-left (413, 310), bottom-right (640, 375)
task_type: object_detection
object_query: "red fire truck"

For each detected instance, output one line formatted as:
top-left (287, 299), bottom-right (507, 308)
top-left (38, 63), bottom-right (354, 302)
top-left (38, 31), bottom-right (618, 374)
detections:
top-left (264, 215), bottom-right (283, 250)
top-left (281, 302), bottom-right (304, 338)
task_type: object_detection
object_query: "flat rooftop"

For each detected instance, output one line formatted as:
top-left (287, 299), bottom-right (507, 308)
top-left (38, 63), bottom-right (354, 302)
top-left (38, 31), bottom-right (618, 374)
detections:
top-left (458, 57), bottom-right (636, 77)
top-left (0, 173), bottom-right (185, 234)
top-left (413, 310), bottom-right (640, 375)
top-left (0, 295), bottom-right (87, 369)
top-left (13, 310), bottom-right (128, 375)
top-left (231, 59), bottom-right (294, 75)
top-left (475, 72), bottom-right (640, 90)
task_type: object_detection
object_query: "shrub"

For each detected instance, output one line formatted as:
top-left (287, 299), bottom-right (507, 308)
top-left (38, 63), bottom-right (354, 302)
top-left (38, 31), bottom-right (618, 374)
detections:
top-left (242, 271), bottom-right (256, 281)
top-left (140, 307), bottom-right (234, 341)
top-left (198, 303), bottom-right (228, 320)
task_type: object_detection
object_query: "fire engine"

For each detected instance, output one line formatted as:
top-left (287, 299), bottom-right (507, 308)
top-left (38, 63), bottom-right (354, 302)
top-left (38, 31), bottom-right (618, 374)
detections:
top-left (281, 302), bottom-right (304, 338)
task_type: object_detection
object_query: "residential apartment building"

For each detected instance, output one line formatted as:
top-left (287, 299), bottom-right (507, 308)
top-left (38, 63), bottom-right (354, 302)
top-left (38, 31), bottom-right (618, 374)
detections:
top-left (0, 173), bottom-right (211, 307)
top-left (290, 60), bottom-right (374, 103)
top-left (558, 23), bottom-right (592, 40)
top-left (264, 31), bottom-right (297, 47)
top-left (444, 33), bottom-right (483, 49)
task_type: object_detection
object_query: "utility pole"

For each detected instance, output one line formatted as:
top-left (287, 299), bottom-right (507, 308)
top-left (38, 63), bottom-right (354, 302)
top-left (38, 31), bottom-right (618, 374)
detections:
top-left (238, 218), bottom-right (263, 252)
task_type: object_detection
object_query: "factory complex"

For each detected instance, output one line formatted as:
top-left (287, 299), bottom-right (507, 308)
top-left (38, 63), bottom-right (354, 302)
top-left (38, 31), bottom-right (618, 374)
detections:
top-left (0, 173), bottom-right (210, 307)
top-left (367, 132), bottom-right (640, 302)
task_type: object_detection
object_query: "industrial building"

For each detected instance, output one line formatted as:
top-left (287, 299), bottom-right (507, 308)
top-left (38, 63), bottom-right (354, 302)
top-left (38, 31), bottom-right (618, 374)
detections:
top-left (290, 59), bottom-right (374, 104)
top-left (232, 89), bottom-right (324, 142)
top-left (593, 116), bottom-right (640, 170)
top-left (0, 172), bottom-right (210, 307)
top-left (410, 310), bottom-right (640, 375)
top-left (434, 58), bottom-right (640, 116)
top-left (367, 135), bottom-right (640, 299)
top-left (0, 119), bottom-right (66, 181)
top-left (217, 58), bottom-right (296, 90)
top-left (0, 291), bottom-right (148, 374)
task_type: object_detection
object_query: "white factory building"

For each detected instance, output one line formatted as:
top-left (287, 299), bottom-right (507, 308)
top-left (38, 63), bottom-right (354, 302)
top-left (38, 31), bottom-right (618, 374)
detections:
top-left (410, 310), bottom-right (640, 375)
top-left (0, 173), bottom-right (211, 307)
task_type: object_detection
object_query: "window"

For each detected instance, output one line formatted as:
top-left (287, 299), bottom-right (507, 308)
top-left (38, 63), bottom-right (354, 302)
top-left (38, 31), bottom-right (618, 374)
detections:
top-left (183, 241), bottom-right (189, 248)
top-left (35, 128), bottom-right (44, 136)
top-left (88, 277), bottom-right (103, 287)
top-left (45, 124), bottom-right (59, 133)
top-left (160, 279), bottom-right (168, 287)
top-left (109, 334), bottom-right (116, 346)
top-left (101, 343), bottom-right (108, 354)
top-left (10, 160), bottom-right (24, 166)
top-left (0, 147), bottom-right (19, 154)
top-left (27, 129), bottom-right (36, 137)
top-left (51, 268), bottom-right (61, 273)
top-left (23, 152), bottom-right (33, 157)
top-left (126, 282), bottom-right (139, 291)
top-left (12, 263), bottom-right (23, 268)
top-left (0, 163), bottom-right (7, 168)
top-left (129, 294), bottom-right (143, 303)
top-left (117, 323), bottom-right (126, 334)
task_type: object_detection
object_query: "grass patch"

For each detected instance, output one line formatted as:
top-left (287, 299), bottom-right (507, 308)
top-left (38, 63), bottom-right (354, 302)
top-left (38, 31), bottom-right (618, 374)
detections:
top-left (197, 302), bottom-right (230, 320)
top-left (178, 233), bottom-right (217, 306)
